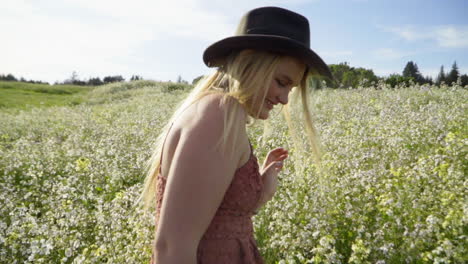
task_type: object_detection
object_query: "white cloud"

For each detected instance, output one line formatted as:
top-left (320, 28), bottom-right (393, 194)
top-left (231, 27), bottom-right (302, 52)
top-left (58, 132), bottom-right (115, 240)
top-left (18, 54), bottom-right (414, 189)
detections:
top-left (372, 48), bottom-right (411, 60)
top-left (382, 24), bottom-right (468, 48)
top-left (384, 25), bottom-right (422, 41)
top-left (434, 26), bottom-right (468, 48)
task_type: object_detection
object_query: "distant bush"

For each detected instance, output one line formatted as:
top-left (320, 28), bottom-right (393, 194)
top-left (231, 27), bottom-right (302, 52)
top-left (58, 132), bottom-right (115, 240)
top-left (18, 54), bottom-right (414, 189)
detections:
top-left (384, 74), bottom-right (414, 88)
top-left (325, 62), bottom-right (379, 88)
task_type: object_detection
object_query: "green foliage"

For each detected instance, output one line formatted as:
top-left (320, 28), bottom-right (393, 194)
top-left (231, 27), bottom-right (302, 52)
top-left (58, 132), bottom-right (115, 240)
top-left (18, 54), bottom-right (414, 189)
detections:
top-left (384, 74), bottom-right (413, 88)
top-left (103, 75), bottom-right (125, 84)
top-left (0, 81), bottom-right (466, 263)
top-left (0, 80), bottom-right (189, 110)
top-left (87, 77), bottom-right (104, 86)
top-left (326, 62), bottom-right (378, 88)
top-left (460, 74), bottom-right (468, 86)
top-left (0, 73), bottom-right (18, 81)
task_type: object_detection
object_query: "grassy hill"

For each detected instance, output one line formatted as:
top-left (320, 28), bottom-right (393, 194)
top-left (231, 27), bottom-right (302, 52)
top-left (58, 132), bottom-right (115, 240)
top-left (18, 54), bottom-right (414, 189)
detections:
top-left (0, 80), bottom-right (191, 110)
top-left (0, 81), bottom-right (95, 109)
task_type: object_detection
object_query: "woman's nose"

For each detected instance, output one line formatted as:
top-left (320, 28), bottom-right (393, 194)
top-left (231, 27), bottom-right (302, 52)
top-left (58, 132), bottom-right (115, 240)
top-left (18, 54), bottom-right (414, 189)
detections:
top-left (278, 90), bottom-right (289, 105)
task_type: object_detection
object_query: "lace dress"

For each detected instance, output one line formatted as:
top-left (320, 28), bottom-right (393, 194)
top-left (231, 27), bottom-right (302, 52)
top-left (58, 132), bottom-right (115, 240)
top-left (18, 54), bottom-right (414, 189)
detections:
top-left (151, 141), bottom-right (265, 263)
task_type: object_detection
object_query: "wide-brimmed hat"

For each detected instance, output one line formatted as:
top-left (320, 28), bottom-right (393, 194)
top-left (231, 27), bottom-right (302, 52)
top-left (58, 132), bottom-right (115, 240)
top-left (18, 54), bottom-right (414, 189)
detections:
top-left (203, 6), bottom-right (332, 79)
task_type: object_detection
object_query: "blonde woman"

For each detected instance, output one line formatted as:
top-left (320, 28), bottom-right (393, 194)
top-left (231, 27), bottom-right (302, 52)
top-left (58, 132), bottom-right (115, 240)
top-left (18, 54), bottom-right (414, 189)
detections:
top-left (141, 6), bottom-right (332, 264)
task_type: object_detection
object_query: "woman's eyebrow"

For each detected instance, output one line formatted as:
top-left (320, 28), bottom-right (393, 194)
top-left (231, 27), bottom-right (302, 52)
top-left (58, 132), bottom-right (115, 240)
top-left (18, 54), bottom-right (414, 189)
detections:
top-left (278, 74), bottom-right (293, 83)
top-left (278, 74), bottom-right (300, 86)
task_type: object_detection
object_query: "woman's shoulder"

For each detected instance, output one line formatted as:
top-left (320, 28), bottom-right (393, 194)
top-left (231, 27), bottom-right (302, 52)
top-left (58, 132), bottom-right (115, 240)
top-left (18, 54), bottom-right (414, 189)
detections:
top-left (197, 93), bottom-right (242, 112)
top-left (181, 93), bottom-right (246, 128)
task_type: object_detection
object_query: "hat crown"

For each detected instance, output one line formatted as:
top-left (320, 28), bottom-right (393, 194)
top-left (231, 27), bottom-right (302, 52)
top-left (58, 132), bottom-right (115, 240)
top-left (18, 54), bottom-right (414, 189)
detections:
top-left (235, 7), bottom-right (310, 48)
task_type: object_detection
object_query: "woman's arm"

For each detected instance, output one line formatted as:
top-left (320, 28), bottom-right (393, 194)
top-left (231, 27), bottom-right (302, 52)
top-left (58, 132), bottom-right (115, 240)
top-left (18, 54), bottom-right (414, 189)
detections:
top-left (253, 148), bottom-right (288, 213)
top-left (154, 95), bottom-right (244, 263)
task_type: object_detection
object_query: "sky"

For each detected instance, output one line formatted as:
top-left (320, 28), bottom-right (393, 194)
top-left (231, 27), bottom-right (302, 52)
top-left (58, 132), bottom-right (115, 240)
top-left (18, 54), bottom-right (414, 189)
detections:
top-left (2, 0), bottom-right (468, 84)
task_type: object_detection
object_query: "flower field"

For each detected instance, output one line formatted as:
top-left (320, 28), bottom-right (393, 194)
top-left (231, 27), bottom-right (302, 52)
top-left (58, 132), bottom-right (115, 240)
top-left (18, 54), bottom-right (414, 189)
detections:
top-left (0, 81), bottom-right (466, 263)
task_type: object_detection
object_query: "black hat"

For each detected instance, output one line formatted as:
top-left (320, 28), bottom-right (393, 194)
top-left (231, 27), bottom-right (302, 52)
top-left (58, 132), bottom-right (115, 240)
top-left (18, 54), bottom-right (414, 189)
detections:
top-left (203, 6), bottom-right (332, 79)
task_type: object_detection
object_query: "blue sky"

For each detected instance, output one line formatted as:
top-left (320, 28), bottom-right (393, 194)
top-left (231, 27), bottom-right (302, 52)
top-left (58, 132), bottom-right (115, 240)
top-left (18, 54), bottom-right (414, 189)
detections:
top-left (2, 0), bottom-right (467, 84)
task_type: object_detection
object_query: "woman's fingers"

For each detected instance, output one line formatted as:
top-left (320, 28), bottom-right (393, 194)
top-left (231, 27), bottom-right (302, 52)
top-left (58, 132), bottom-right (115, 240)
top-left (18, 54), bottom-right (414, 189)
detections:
top-left (271, 149), bottom-right (288, 156)
top-left (267, 148), bottom-right (288, 160)
top-left (274, 161), bottom-right (283, 171)
top-left (277, 153), bottom-right (288, 161)
top-left (262, 148), bottom-right (289, 173)
top-left (265, 160), bottom-right (284, 173)
top-left (268, 153), bottom-right (288, 164)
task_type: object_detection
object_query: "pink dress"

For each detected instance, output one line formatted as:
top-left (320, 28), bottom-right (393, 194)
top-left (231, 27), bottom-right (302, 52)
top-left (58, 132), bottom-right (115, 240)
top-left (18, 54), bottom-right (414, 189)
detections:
top-left (151, 141), bottom-right (265, 264)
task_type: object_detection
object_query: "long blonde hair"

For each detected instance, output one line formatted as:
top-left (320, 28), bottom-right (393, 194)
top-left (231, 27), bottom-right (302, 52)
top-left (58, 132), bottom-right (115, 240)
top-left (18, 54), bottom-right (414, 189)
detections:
top-left (138, 49), bottom-right (322, 208)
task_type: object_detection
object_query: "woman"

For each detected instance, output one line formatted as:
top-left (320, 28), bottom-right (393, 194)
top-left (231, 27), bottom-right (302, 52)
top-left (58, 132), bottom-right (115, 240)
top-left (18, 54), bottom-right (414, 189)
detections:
top-left (140, 6), bottom-right (332, 264)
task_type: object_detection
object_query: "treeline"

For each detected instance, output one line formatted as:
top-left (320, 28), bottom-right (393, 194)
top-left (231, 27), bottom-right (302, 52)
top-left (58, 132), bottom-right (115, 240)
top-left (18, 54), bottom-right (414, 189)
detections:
top-left (59, 72), bottom-right (144, 86)
top-left (0, 74), bottom-right (49, 85)
top-left (0, 71), bottom-right (144, 86)
top-left (324, 61), bottom-right (468, 88)
top-left (2, 61), bottom-right (467, 88)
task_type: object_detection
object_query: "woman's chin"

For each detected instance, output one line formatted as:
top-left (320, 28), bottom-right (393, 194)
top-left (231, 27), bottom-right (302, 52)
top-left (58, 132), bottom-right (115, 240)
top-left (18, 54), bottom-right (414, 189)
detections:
top-left (258, 110), bottom-right (270, 120)
top-left (248, 106), bottom-right (270, 120)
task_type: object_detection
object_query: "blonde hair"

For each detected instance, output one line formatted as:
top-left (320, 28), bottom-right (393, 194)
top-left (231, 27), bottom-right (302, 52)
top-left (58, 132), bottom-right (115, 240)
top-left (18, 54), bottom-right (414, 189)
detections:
top-left (138, 49), bottom-right (322, 208)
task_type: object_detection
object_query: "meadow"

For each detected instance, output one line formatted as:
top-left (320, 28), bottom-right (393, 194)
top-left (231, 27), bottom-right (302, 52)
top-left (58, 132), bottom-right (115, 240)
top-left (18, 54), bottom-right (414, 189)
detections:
top-left (0, 81), bottom-right (95, 110)
top-left (0, 80), bottom-right (466, 263)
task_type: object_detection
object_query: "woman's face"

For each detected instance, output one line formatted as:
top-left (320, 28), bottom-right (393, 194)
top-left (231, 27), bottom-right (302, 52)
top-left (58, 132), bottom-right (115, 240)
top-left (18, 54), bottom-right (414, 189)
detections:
top-left (254, 56), bottom-right (306, 120)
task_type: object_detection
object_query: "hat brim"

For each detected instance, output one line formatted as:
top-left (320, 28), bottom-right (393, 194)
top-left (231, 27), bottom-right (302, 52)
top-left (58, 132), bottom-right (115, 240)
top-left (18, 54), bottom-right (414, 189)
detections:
top-left (203, 35), bottom-right (332, 79)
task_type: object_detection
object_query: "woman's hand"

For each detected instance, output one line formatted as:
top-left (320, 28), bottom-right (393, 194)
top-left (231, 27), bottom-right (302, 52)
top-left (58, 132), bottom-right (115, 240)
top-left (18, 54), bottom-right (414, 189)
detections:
top-left (259, 147), bottom-right (288, 201)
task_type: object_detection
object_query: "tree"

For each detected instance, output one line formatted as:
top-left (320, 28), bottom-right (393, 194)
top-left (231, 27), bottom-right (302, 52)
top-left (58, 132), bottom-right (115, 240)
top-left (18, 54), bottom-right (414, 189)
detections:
top-left (130, 75), bottom-right (142, 81)
top-left (0, 73), bottom-right (17, 81)
top-left (423, 76), bottom-right (433, 85)
top-left (70, 71), bottom-right (78, 83)
top-left (64, 71), bottom-right (80, 84)
top-left (103, 75), bottom-right (125, 84)
top-left (88, 77), bottom-right (104, 86)
top-left (460, 74), bottom-right (468, 86)
top-left (446, 61), bottom-right (460, 85)
top-left (402, 61), bottom-right (424, 84)
top-left (385, 74), bottom-right (413, 88)
top-left (325, 62), bottom-right (378, 88)
top-left (436, 65), bottom-right (446, 85)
